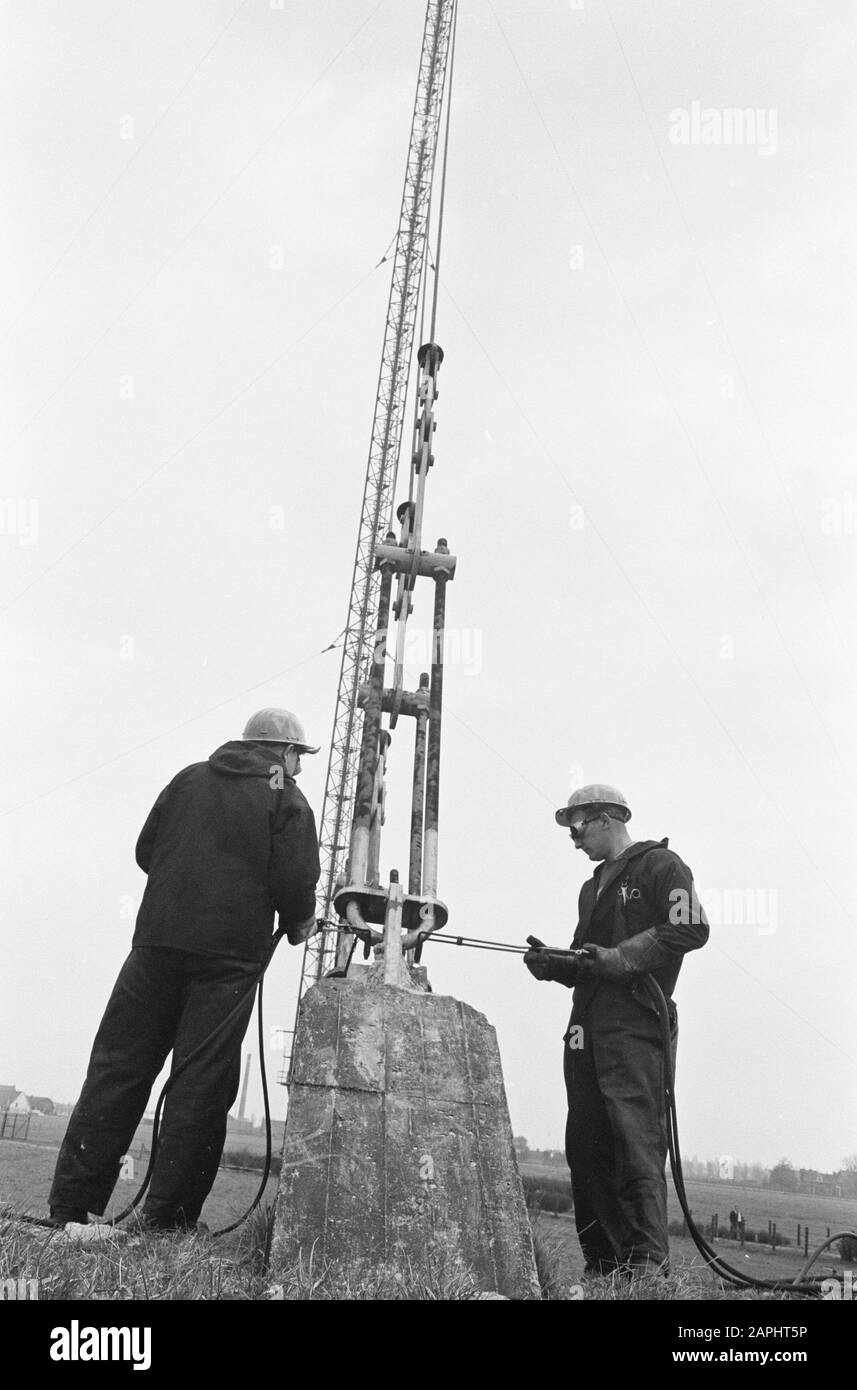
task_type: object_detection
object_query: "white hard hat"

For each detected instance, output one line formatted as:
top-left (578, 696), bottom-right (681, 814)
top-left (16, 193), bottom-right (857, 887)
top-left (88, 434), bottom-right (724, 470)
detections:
top-left (242, 708), bottom-right (320, 753)
top-left (555, 783), bottom-right (631, 826)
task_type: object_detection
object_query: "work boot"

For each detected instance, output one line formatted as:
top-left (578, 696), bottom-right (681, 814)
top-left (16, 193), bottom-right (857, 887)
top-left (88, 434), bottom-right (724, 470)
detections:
top-left (48, 1206), bottom-right (89, 1228)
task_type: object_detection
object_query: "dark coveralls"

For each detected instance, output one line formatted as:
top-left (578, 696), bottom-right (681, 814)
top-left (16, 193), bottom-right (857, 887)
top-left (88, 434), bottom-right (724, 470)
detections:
top-left (562, 838), bottom-right (708, 1272)
top-left (49, 741), bottom-right (320, 1228)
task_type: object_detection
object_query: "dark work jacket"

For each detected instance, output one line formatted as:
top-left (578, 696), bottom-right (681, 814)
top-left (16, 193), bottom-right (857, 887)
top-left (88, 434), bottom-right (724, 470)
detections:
top-left (567, 838), bottom-right (709, 1030)
top-left (132, 742), bottom-right (320, 963)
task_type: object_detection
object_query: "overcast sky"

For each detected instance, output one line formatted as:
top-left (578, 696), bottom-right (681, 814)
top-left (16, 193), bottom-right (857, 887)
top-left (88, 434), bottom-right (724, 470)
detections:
top-left (2, 0), bottom-right (856, 1178)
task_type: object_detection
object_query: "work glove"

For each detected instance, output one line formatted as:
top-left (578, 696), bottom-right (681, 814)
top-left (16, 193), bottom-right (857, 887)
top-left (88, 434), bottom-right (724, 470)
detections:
top-left (523, 948), bottom-right (552, 981)
top-left (523, 948), bottom-right (579, 988)
top-left (286, 914), bottom-right (319, 946)
top-left (578, 943), bottom-right (634, 983)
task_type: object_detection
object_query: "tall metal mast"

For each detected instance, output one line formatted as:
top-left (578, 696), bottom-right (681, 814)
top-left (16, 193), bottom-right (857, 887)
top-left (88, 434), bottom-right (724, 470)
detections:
top-left (293, 1), bottom-right (457, 1012)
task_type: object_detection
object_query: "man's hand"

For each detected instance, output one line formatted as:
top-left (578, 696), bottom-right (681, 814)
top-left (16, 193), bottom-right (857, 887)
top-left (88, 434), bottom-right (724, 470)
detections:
top-left (524, 948), bottom-right (581, 987)
top-left (578, 943), bottom-right (632, 982)
top-left (524, 948), bottom-right (555, 981)
top-left (286, 914), bottom-right (319, 946)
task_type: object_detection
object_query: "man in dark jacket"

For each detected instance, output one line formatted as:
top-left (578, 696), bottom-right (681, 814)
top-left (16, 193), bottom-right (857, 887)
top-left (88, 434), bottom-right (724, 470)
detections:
top-left (48, 708), bottom-right (321, 1234)
top-left (524, 784), bottom-right (708, 1275)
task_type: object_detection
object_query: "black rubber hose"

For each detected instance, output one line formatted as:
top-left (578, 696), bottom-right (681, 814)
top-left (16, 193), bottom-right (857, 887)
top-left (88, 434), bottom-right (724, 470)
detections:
top-left (110, 928), bottom-right (288, 1234)
top-left (207, 971), bottom-right (275, 1239)
top-left (646, 974), bottom-right (854, 1297)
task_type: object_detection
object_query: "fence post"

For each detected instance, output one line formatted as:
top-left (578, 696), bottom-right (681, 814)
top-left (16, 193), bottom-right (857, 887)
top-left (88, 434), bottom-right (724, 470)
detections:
top-left (804, 1227), bottom-right (809, 1257)
top-left (771, 1222), bottom-right (777, 1250)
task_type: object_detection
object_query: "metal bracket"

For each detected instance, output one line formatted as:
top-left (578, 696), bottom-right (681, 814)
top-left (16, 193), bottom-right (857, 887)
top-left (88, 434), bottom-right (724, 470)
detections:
top-left (332, 883), bottom-right (448, 934)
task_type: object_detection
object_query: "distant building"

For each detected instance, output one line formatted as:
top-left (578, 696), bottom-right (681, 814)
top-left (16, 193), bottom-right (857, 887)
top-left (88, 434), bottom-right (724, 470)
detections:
top-left (0, 1090), bottom-right (31, 1114)
top-left (798, 1168), bottom-right (836, 1195)
top-left (226, 1115), bottom-right (256, 1136)
top-left (0, 1087), bottom-right (55, 1116)
top-left (27, 1096), bottom-right (55, 1115)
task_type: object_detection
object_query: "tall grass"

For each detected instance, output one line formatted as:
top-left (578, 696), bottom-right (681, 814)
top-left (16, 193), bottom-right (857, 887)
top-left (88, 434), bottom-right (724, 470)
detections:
top-left (0, 1210), bottom-right (485, 1301)
top-left (0, 1207), bottom-right (817, 1301)
top-left (0, 1208), bottom-right (267, 1301)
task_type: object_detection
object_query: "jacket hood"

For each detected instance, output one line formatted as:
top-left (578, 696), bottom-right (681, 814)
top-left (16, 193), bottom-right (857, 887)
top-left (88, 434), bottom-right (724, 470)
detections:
top-left (208, 740), bottom-right (292, 779)
top-left (623, 837), bottom-right (668, 860)
top-left (591, 838), bottom-right (667, 883)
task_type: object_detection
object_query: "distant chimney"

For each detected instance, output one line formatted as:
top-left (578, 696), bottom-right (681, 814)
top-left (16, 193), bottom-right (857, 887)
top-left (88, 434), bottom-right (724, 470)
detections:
top-left (238, 1054), bottom-right (252, 1121)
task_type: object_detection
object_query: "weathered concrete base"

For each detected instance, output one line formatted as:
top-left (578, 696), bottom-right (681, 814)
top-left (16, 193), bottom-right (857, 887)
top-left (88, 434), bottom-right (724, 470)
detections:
top-left (272, 964), bottom-right (540, 1299)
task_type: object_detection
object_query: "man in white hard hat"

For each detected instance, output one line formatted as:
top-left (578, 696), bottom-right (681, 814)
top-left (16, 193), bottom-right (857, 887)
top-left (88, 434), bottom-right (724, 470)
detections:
top-left (48, 709), bottom-right (321, 1235)
top-left (524, 785), bottom-right (708, 1276)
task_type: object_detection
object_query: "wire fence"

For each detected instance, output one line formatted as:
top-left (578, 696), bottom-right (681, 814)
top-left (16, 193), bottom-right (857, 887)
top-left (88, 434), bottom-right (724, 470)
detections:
top-left (0, 1112), bottom-right (31, 1142)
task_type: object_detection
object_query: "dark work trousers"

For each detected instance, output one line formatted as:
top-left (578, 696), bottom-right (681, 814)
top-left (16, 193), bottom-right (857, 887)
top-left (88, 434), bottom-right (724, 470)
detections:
top-left (564, 989), bottom-right (677, 1273)
top-left (50, 946), bottom-right (261, 1226)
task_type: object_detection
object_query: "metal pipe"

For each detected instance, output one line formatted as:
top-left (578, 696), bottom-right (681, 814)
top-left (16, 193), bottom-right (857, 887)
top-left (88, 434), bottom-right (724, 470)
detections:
top-left (349, 548), bottom-right (395, 889)
top-left (375, 542), bottom-right (457, 580)
top-left (382, 871), bottom-right (408, 988)
top-left (408, 344), bottom-right (444, 578)
top-left (409, 674), bottom-right (430, 894)
top-left (366, 730), bottom-right (390, 887)
top-left (418, 933), bottom-right (529, 954)
top-left (357, 684), bottom-right (430, 719)
top-left (390, 501), bottom-right (414, 728)
top-left (336, 897), bottom-right (363, 971)
top-left (345, 900), bottom-right (369, 935)
top-left (422, 539), bottom-right (449, 912)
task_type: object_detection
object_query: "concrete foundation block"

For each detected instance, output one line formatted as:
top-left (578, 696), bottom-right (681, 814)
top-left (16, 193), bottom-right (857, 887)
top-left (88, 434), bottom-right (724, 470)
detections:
top-left (271, 966), bottom-right (540, 1299)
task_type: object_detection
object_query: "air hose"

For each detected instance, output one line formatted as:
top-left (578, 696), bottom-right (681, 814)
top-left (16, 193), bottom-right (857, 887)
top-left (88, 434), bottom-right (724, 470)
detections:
top-left (644, 973), bottom-right (856, 1297)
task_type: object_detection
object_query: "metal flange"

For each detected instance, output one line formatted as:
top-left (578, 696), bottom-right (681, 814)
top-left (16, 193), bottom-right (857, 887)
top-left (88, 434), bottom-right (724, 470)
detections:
top-left (332, 883), bottom-right (449, 933)
top-left (374, 542), bottom-right (457, 580)
top-left (356, 684), bottom-right (431, 719)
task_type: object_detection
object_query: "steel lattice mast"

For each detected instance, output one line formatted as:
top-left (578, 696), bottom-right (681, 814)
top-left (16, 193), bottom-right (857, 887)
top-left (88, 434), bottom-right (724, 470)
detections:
top-left (292, 0), bottom-right (457, 1019)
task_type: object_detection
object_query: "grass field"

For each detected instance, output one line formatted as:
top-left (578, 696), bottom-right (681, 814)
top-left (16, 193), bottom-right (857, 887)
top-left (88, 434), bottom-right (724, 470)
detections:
top-left (2, 1131), bottom-right (854, 1300)
top-left (529, 1211), bottom-right (851, 1294)
top-left (13, 1113), bottom-right (279, 1156)
top-left (520, 1161), bottom-right (857, 1244)
top-left (520, 1161), bottom-right (857, 1290)
top-left (0, 1128), bottom-right (278, 1235)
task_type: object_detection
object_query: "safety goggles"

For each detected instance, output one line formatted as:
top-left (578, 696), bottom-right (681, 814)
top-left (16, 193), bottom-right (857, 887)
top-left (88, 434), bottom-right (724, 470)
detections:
top-left (568, 814), bottom-right (603, 841)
